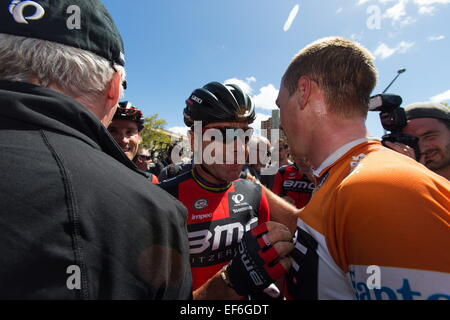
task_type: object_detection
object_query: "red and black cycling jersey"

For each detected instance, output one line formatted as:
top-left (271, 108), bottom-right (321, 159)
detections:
top-left (272, 165), bottom-right (315, 209)
top-left (149, 173), bottom-right (159, 184)
top-left (142, 171), bottom-right (159, 184)
top-left (159, 169), bottom-right (270, 291)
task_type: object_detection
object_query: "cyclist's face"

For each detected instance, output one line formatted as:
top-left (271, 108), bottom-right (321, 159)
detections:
top-left (108, 119), bottom-right (142, 161)
top-left (403, 117), bottom-right (450, 173)
top-left (199, 121), bottom-right (252, 182)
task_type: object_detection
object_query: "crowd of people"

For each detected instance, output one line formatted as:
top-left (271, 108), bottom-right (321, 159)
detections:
top-left (0, 0), bottom-right (449, 300)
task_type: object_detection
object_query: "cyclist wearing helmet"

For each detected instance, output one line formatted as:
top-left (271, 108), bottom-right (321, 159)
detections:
top-left (272, 160), bottom-right (315, 209)
top-left (159, 82), bottom-right (296, 300)
top-left (108, 101), bottom-right (158, 183)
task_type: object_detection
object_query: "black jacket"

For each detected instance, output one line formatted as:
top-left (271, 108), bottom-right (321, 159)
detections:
top-left (158, 161), bottom-right (193, 182)
top-left (0, 81), bottom-right (192, 299)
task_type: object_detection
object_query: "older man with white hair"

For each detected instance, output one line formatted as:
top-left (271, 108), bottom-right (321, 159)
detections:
top-left (0, 0), bottom-right (191, 299)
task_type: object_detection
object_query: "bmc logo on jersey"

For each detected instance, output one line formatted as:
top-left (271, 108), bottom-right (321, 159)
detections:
top-left (188, 217), bottom-right (258, 255)
top-left (283, 180), bottom-right (315, 191)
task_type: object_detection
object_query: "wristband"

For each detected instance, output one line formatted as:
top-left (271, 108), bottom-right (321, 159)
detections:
top-left (220, 266), bottom-right (234, 289)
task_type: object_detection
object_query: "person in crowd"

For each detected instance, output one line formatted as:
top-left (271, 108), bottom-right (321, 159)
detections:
top-left (159, 81), bottom-right (297, 300)
top-left (385, 102), bottom-right (450, 180)
top-left (277, 139), bottom-right (293, 168)
top-left (158, 158), bottom-right (193, 182)
top-left (272, 159), bottom-right (315, 209)
top-left (243, 135), bottom-right (275, 189)
top-left (0, 0), bottom-right (191, 299)
top-left (108, 101), bottom-right (158, 183)
top-left (134, 146), bottom-right (152, 171)
top-left (276, 36), bottom-right (449, 300)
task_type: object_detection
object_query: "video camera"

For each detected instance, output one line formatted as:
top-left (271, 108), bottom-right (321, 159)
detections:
top-left (369, 93), bottom-right (421, 160)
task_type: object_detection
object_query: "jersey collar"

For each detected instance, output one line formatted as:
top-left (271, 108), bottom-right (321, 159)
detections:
top-left (191, 168), bottom-right (232, 192)
top-left (313, 137), bottom-right (374, 178)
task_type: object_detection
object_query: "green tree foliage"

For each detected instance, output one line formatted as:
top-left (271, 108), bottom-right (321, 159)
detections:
top-left (140, 114), bottom-right (171, 150)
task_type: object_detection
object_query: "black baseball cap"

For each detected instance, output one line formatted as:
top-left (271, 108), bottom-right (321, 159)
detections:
top-left (405, 102), bottom-right (450, 122)
top-left (0, 0), bottom-right (125, 66)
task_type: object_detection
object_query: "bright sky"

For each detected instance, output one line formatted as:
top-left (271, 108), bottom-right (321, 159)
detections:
top-left (103, 0), bottom-right (450, 139)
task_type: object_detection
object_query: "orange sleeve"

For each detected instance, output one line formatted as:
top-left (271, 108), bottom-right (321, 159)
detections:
top-left (331, 163), bottom-right (450, 275)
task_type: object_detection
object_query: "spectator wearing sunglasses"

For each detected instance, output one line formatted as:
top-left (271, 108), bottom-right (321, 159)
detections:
top-left (277, 139), bottom-right (294, 168)
top-left (134, 147), bottom-right (152, 171)
top-left (159, 82), bottom-right (297, 300)
top-left (134, 147), bottom-right (159, 184)
top-left (108, 101), bottom-right (158, 183)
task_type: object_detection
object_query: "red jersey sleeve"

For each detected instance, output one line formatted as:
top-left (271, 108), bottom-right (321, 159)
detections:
top-left (271, 172), bottom-right (283, 196)
top-left (258, 187), bottom-right (270, 223)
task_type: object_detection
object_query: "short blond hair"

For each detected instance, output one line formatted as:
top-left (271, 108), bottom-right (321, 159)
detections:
top-left (282, 37), bottom-right (377, 118)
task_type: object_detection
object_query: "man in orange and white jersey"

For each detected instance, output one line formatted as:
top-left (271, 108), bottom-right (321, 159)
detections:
top-left (276, 37), bottom-right (450, 300)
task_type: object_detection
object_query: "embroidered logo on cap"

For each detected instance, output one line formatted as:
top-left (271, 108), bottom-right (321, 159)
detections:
top-left (9, 0), bottom-right (45, 24)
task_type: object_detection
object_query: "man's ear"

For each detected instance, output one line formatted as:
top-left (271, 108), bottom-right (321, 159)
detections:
top-left (296, 76), bottom-right (313, 110)
top-left (106, 71), bottom-right (122, 109)
top-left (99, 71), bottom-right (123, 127)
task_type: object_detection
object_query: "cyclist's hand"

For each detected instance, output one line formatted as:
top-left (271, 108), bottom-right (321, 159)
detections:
top-left (226, 221), bottom-right (294, 296)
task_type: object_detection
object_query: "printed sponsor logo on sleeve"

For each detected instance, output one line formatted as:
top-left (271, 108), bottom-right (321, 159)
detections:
top-left (349, 265), bottom-right (450, 300)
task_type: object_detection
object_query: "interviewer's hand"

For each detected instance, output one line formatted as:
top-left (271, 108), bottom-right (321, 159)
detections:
top-left (385, 141), bottom-right (417, 161)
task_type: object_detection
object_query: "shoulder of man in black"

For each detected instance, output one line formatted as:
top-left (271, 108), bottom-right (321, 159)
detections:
top-left (158, 161), bottom-right (192, 182)
top-left (0, 82), bottom-right (192, 300)
top-left (158, 169), bottom-right (193, 199)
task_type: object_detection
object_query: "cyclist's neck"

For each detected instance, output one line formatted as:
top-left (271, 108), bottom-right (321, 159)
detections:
top-left (193, 165), bottom-right (231, 190)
